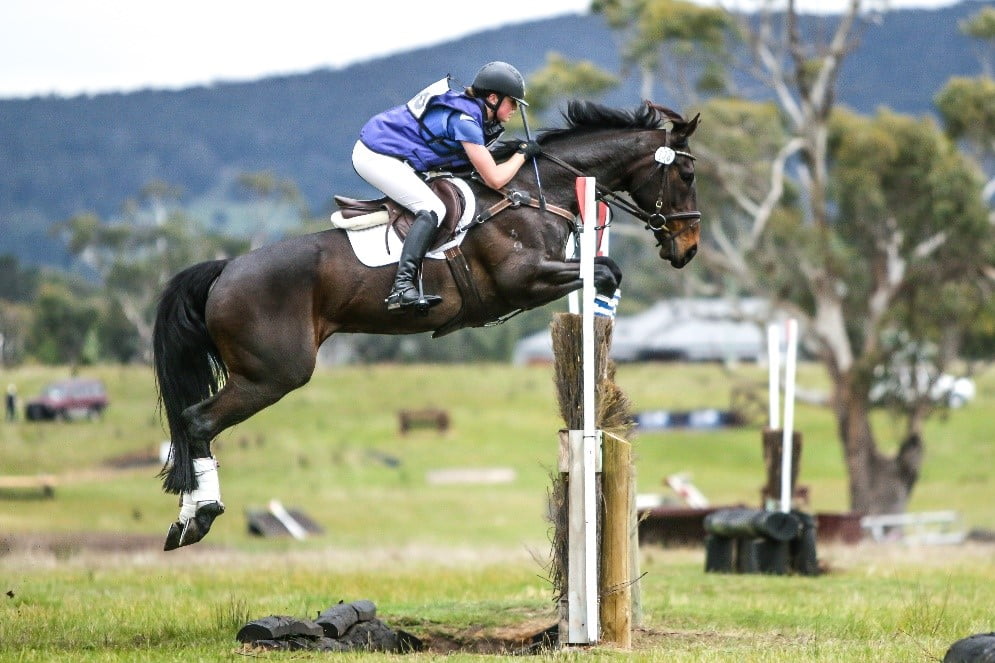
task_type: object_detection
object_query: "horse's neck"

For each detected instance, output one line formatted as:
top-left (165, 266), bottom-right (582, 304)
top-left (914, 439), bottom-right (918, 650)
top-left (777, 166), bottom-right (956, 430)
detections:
top-left (548, 133), bottom-right (639, 194)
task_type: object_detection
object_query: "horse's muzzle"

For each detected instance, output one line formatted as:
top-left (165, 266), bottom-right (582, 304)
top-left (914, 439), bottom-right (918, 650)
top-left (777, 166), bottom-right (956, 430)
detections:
top-left (667, 243), bottom-right (698, 269)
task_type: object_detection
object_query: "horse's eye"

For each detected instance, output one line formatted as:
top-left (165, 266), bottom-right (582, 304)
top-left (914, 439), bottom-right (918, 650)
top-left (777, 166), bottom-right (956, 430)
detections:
top-left (681, 169), bottom-right (695, 185)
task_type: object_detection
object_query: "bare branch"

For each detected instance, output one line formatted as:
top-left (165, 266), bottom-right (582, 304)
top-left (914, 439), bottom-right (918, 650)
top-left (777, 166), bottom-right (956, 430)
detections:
top-left (808, 0), bottom-right (863, 115)
top-left (911, 231), bottom-right (949, 259)
top-left (751, 136), bottom-right (807, 244)
top-left (864, 217), bottom-right (904, 352)
top-left (751, 17), bottom-right (804, 127)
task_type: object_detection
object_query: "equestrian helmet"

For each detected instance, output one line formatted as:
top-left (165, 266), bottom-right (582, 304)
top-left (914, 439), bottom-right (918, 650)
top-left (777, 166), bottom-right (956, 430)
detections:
top-left (472, 61), bottom-right (528, 106)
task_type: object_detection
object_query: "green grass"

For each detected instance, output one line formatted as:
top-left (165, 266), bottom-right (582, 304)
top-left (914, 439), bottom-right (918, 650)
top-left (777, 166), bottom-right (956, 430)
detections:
top-left (2, 546), bottom-right (993, 661)
top-left (1, 360), bottom-right (994, 661)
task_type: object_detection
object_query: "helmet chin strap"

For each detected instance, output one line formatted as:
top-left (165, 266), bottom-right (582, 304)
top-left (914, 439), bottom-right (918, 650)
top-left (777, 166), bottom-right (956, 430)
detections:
top-left (484, 93), bottom-right (505, 115)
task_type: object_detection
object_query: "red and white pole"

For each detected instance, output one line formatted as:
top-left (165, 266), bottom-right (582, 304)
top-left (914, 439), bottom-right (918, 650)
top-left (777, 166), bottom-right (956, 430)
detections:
top-left (564, 176), bottom-right (600, 645)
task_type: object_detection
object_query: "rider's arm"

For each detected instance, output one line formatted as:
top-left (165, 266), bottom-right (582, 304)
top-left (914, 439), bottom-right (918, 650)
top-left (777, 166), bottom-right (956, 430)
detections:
top-left (462, 142), bottom-right (526, 190)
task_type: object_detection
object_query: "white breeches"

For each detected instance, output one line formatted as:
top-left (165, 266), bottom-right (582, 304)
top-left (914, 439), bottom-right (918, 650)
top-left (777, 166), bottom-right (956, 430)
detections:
top-left (179, 458), bottom-right (223, 523)
top-left (351, 141), bottom-right (445, 225)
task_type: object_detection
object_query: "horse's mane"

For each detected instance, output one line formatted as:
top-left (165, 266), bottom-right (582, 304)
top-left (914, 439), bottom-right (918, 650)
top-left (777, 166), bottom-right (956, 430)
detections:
top-left (492, 100), bottom-right (683, 159)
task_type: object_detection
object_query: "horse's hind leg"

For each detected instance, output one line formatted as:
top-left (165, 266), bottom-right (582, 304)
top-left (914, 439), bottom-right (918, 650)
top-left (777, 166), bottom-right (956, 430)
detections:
top-left (164, 368), bottom-right (313, 550)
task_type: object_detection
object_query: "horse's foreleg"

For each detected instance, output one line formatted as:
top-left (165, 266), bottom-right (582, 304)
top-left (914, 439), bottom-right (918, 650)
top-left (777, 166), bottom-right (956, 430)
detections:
top-left (594, 256), bottom-right (623, 294)
top-left (518, 257), bottom-right (622, 306)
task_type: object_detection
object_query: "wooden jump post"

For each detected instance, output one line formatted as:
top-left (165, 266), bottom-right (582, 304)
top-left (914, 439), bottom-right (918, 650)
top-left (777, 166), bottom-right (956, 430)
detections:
top-left (553, 177), bottom-right (632, 648)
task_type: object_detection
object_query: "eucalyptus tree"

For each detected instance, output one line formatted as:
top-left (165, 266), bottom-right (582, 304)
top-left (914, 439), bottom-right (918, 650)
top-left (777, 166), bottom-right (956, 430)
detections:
top-left (695, 102), bottom-right (989, 514)
top-left (526, 53), bottom-right (619, 114)
top-left (236, 170), bottom-right (305, 250)
top-left (27, 283), bottom-right (100, 366)
top-left (544, 0), bottom-right (993, 514)
top-left (59, 183), bottom-right (249, 361)
top-left (820, 109), bottom-right (990, 511)
top-left (935, 7), bottom-right (995, 210)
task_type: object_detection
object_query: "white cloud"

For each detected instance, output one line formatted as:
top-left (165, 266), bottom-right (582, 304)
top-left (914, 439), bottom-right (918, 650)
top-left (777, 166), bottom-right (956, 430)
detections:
top-left (0, 0), bottom-right (963, 98)
top-left (0, 0), bottom-right (590, 97)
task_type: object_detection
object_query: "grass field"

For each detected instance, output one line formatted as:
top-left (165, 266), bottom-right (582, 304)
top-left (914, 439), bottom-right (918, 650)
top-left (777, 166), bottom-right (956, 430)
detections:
top-left (1, 360), bottom-right (994, 661)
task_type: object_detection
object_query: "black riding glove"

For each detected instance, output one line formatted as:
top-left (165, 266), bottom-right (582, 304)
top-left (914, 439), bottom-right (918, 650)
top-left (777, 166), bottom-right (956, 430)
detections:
top-left (516, 141), bottom-right (542, 159)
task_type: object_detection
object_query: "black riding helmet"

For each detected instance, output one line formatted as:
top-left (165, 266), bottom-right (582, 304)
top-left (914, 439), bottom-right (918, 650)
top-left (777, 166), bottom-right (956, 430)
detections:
top-left (471, 61), bottom-right (528, 111)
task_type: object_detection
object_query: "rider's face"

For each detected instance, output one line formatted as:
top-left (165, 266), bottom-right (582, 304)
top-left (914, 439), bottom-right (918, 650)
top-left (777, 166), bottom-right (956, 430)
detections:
top-left (487, 94), bottom-right (518, 123)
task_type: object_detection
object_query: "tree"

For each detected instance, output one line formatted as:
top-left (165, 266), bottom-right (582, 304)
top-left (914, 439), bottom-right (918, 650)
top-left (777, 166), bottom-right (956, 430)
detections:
top-left (593, 0), bottom-right (735, 101)
top-left (526, 53), bottom-right (619, 115)
top-left (97, 299), bottom-right (143, 364)
top-left (717, 91), bottom-right (989, 516)
top-left (933, 6), bottom-right (995, 365)
top-left (0, 254), bottom-right (39, 303)
top-left (58, 183), bottom-right (250, 361)
top-left (578, 0), bottom-right (994, 514)
top-left (0, 301), bottom-right (31, 366)
top-left (27, 284), bottom-right (100, 366)
top-left (236, 171), bottom-right (306, 250)
top-left (935, 6), bottom-right (995, 210)
top-left (0, 255), bottom-right (40, 366)
top-left (827, 108), bottom-right (990, 444)
top-left (959, 5), bottom-right (995, 77)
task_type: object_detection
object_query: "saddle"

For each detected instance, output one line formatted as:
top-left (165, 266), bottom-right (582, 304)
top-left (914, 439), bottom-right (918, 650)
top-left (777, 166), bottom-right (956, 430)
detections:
top-left (333, 178), bottom-right (467, 246)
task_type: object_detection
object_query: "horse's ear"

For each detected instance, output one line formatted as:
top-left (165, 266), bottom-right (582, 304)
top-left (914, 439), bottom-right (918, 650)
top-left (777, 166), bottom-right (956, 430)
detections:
top-left (684, 113), bottom-right (701, 138)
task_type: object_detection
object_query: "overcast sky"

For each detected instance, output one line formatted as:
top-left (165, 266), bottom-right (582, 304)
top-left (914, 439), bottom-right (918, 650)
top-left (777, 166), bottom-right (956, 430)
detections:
top-left (0, 0), bottom-right (964, 99)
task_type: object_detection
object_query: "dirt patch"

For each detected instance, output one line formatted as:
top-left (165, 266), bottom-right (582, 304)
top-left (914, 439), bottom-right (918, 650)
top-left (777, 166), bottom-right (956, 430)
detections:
top-left (413, 621), bottom-right (684, 654)
top-left (0, 531), bottom-right (223, 558)
top-left (414, 617), bottom-right (558, 655)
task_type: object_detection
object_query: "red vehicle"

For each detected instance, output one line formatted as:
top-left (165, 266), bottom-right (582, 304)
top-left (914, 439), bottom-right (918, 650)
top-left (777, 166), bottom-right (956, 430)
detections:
top-left (25, 378), bottom-right (108, 421)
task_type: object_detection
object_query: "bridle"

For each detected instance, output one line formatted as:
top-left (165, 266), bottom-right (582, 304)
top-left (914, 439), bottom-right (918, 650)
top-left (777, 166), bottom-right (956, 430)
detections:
top-left (536, 132), bottom-right (702, 247)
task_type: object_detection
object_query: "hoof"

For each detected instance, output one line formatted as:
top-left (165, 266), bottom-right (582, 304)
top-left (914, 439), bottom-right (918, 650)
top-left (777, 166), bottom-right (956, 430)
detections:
top-left (163, 501), bottom-right (225, 551)
top-left (163, 521), bottom-right (183, 551)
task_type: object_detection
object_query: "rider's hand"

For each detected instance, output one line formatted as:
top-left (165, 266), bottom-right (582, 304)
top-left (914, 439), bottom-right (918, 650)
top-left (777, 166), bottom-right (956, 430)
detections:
top-left (516, 141), bottom-right (542, 159)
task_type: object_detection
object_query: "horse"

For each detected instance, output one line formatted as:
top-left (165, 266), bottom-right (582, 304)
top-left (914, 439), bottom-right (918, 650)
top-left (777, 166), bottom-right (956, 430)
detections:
top-left (153, 99), bottom-right (701, 549)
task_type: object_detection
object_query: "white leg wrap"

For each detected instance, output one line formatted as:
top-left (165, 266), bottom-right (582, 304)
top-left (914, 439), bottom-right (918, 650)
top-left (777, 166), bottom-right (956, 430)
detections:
top-left (178, 492), bottom-right (197, 523)
top-left (178, 458), bottom-right (222, 524)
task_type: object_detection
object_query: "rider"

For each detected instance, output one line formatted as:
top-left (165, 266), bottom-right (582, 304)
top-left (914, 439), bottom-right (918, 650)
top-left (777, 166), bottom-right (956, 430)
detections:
top-left (353, 61), bottom-right (541, 312)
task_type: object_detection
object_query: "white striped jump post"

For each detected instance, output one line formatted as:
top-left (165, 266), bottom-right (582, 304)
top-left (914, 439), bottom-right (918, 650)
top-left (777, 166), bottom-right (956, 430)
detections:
top-left (562, 176), bottom-right (616, 646)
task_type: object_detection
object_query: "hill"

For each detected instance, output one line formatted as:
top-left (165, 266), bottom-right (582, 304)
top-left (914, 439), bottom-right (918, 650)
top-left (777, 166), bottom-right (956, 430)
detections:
top-left (0, 2), bottom-right (986, 267)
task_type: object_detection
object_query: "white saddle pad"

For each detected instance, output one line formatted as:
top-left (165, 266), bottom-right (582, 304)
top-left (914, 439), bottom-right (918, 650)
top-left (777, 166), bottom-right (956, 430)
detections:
top-left (331, 179), bottom-right (477, 267)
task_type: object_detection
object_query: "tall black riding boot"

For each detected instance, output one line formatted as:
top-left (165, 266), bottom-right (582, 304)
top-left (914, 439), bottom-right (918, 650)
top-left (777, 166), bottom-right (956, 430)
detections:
top-left (385, 210), bottom-right (443, 312)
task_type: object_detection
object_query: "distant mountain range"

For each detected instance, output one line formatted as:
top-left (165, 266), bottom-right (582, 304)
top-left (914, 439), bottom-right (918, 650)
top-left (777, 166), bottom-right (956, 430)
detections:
top-left (0, 2), bottom-right (987, 268)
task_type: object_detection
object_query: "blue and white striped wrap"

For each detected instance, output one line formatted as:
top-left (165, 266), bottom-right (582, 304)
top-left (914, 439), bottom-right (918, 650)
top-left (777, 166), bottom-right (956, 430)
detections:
top-left (593, 288), bottom-right (621, 319)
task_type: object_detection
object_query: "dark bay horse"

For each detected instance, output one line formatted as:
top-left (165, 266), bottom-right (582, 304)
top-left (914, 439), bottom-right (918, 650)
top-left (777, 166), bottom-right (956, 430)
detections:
top-left (154, 100), bottom-right (701, 549)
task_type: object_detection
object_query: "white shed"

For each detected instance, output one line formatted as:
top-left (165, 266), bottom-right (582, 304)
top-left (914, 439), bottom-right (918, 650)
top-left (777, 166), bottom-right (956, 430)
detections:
top-left (513, 297), bottom-right (775, 364)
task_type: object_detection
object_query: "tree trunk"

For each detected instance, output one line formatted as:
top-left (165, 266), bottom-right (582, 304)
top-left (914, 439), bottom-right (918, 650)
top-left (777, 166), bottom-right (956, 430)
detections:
top-left (835, 379), bottom-right (923, 514)
top-left (811, 262), bottom-right (922, 516)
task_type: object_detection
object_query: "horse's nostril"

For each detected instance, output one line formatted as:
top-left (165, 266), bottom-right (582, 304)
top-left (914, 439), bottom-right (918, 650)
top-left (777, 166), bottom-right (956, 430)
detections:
top-left (671, 244), bottom-right (698, 269)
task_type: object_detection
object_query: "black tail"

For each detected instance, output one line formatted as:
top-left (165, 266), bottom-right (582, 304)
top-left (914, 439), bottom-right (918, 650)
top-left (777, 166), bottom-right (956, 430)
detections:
top-left (153, 259), bottom-right (229, 494)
